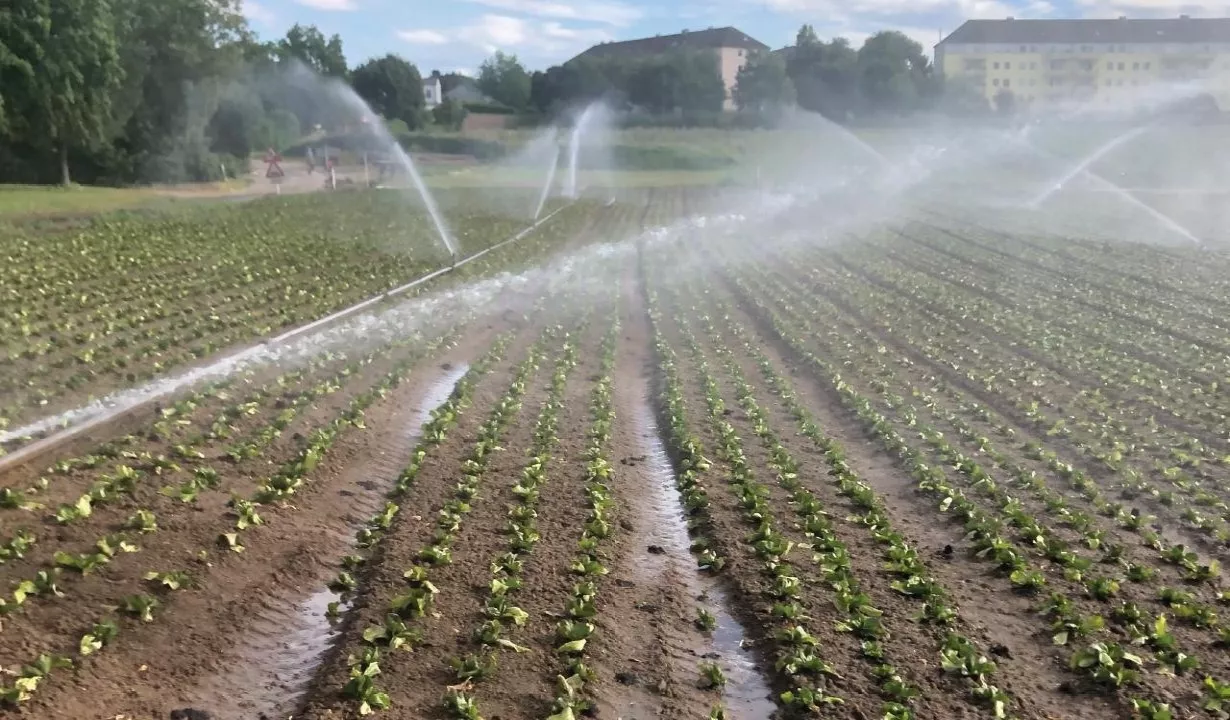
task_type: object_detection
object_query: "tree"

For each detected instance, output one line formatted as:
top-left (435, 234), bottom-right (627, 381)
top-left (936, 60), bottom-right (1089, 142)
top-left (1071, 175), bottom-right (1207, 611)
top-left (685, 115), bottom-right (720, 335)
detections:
top-left (733, 51), bottom-right (795, 113)
top-left (857, 31), bottom-right (934, 115)
top-left (111, 0), bottom-right (250, 181)
top-left (277, 23), bottom-right (347, 78)
top-left (627, 49), bottom-right (725, 115)
top-left (478, 51), bottom-right (531, 110)
top-left (994, 88), bottom-right (1016, 115)
top-left (432, 99), bottom-right (467, 130)
top-left (352, 54), bottom-right (425, 129)
top-left (0, 0), bottom-right (123, 184)
top-left (938, 76), bottom-right (990, 116)
top-left (785, 28), bottom-right (859, 120)
top-left (207, 83), bottom-right (265, 157)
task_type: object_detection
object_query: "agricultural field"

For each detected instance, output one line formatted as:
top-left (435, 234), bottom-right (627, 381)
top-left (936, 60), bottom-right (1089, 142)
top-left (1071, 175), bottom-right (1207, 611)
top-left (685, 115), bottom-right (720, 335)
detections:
top-left (0, 179), bottom-right (1228, 720)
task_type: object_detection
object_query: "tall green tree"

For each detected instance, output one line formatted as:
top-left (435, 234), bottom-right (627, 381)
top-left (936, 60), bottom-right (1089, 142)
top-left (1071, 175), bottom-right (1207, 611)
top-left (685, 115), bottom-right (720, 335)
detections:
top-left (785, 27), bottom-right (859, 120)
top-left (857, 31), bottom-right (935, 114)
top-left (478, 51), bottom-right (532, 110)
top-left (627, 49), bottom-right (725, 115)
top-left (351, 54), bottom-right (425, 129)
top-left (0, 0), bottom-right (123, 184)
top-left (277, 23), bottom-right (347, 78)
top-left (112, 0), bottom-right (250, 180)
top-left (733, 51), bottom-right (795, 113)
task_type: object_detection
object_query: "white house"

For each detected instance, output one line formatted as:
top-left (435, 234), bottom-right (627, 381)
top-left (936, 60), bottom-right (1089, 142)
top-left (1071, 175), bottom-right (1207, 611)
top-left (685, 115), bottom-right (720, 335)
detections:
top-left (423, 76), bottom-right (442, 108)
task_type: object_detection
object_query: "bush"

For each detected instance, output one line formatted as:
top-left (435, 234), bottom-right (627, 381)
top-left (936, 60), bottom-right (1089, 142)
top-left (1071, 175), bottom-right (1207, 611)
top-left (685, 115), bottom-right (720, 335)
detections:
top-left (461, 101), bottom-right (515, 115)
top-left (396, 133), bottom-right (508, 160)
top-left (385, 117), bottom-right (412, 136)
top-left (620, 110), bottom-right (780, 129)
top-left (596, 144), bottom-right (734, 172)
top-left (432, 100), bottom-right (468, 131)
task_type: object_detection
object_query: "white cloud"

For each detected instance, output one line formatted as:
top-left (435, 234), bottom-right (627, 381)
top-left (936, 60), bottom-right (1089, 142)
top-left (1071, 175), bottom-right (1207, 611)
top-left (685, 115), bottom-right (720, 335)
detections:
top-left (542, 21), bottom-right (614, 42)
top-left (398, 14), bottom-right (611, 60)
top-left (397, 29), bottom-right (451, 44)
top-left (459, 14), bottom-right (532, 51)
top-left (1075, 0), bottom-right (1230, 15)
top-left (294, 0), bottom-right (358, 9)
top-left (764, 0), bottom-right (1049, 17)
top-left (242, 0), bottom-right (276, 24)
top-left (463, 0), bottom-right (642, 26)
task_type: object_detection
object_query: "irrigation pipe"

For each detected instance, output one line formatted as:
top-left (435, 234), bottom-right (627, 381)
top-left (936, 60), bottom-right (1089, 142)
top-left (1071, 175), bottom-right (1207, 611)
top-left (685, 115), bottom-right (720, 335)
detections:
top-left (0, 203), bottom-right (573, 473)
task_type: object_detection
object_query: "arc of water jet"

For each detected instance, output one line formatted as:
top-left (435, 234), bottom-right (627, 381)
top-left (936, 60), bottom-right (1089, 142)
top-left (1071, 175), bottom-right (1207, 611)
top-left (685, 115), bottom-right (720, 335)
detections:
top-left (392, 143), bottom-right (457, 257)
top-left (1017, 133), bottom-right (1201, 245)
top-left (566, 105), bottom-right (597, 200)
top-left (1026, 123), bottom-right (1154, 207)
top-left (534, 144), bottom-right (561, 221)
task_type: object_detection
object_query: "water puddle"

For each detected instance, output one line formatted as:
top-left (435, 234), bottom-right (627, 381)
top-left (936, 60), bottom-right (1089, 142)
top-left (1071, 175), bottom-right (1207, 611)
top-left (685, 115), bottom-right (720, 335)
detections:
top-left (411, 363), bottom-right (470, 430)
top-left (181, 362), bottom-right (470, 719)
top-left (631, 400), bottom-right (777, 719)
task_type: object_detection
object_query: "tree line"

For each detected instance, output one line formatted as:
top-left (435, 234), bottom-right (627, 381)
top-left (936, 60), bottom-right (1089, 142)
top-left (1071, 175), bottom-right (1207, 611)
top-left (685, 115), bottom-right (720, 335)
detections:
top-left (521, 25), bottom-right (947, 123)
top-left (0, 1), bottom-right (968, 186)
top-left (0, 0), bottom-right (467, 185)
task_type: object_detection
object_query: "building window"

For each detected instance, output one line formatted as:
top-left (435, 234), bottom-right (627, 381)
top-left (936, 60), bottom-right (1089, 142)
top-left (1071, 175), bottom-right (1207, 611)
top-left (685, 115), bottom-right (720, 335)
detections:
top-left (993, 61), bottom-right (1000, 69)
top-left (1019, 45), bottom-right (1027, 52)
top-left (1144, 62), bottom-right (1151, 69)
top-left (993, 78), bottom-right (1000, 86)
top-left (1030, 62), bottom-right (1037, 69)
top-left (1107, 61), bottom-right (1113, 70)
top-left (1004, 61), bottom-right (1011, 69)
top-left (1117, 62), bottom-right (1124, 70)
top-left (1132, 62), bottom-right (1139, 70)
top-left (1004, 79), bottom-right (1010, 87)
top-left (1031, 45), bottom-right (1038, 52)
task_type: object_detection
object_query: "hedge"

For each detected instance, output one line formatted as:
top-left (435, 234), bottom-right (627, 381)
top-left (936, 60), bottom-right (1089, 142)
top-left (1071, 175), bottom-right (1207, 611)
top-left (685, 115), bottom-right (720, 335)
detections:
top-left (281, 131), bottom-right (734, 170)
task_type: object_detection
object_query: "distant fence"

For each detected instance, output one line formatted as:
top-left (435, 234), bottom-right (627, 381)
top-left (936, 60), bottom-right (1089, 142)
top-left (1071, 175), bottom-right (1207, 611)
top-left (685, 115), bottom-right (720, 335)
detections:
top-left (461, 113), bottom-right (512, 133)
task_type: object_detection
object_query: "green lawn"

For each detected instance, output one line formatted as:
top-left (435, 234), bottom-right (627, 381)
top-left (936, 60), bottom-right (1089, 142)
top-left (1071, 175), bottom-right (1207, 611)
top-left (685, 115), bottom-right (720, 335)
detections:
top-left (0, 184), bottom-right (163, 217)
top-left (424, 166), bottom-right (733, 189)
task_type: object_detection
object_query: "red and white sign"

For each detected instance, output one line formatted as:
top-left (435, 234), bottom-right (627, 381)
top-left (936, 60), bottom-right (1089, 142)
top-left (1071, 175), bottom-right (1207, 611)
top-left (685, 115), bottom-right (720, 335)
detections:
top-left (264, 149), bottom-right (284, 179)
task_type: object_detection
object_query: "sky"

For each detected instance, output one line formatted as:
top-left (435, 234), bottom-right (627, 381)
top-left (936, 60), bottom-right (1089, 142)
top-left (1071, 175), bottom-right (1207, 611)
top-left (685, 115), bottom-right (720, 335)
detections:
top-left (241, 0), bottom-right (1230, 74)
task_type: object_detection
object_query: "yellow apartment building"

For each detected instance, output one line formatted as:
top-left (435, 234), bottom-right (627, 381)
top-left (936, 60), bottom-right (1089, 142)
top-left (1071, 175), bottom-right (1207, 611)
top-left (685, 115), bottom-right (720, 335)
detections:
top-left (573, 27), bottom-right (768, 111)
top-left (935, 17), bottom-right (1230, 111)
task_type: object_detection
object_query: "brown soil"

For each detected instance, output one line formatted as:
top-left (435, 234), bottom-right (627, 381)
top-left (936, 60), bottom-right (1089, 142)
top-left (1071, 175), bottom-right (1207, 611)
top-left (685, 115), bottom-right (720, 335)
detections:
top-left (8, 194), bottom-right (1226, 720)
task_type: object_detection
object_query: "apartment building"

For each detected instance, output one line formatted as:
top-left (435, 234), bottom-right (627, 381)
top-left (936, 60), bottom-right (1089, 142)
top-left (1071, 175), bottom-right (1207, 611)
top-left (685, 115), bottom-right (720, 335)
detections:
top-left (573, 27), bottom-right (769, 111)
top-left (935, 17), bottom-right (1230, 111)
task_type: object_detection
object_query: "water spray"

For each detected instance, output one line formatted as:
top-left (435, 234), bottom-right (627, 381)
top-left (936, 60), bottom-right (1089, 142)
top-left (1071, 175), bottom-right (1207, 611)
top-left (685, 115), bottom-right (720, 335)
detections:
top-left (566, 104), bottom-right (598, 200)
top-left (328, 76), bottom-right (458, 257)
top-left (1027, 123), bottom-right (1154, 207)
top-left (534, 131), bottom-right (561, 221)
top-left (1017, 134), bottom-right (1201, 245)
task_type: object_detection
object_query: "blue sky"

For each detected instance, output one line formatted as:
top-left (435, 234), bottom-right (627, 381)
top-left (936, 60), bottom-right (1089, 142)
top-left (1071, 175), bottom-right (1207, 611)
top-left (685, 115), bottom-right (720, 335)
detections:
top-left (241, 0), bottom-right (1212, 73)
